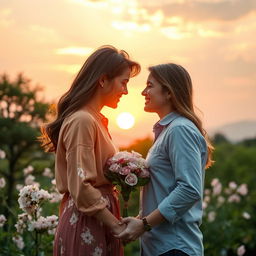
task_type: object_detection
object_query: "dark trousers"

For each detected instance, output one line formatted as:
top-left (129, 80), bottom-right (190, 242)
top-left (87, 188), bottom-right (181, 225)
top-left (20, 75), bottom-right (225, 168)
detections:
top-left (159, 249), bottom-right (189, 256)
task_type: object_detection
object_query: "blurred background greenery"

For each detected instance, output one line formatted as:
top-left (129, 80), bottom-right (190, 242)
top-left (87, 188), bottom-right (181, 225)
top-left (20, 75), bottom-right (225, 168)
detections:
top-left (0, 74), bottom-right (255, 255)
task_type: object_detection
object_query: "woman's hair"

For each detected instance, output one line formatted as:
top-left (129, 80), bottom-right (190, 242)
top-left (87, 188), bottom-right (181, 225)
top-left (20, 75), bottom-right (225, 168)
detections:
top-left (40, 45), bottom-right (140, 152)
top-left (149, 63), bottom-right (214, 168)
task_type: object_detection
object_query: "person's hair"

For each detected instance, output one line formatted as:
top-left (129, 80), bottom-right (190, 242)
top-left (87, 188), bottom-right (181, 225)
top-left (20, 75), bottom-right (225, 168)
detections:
top-left (40, 45), bottom-right (140, 152)
top-left (149, 63), bottom-right (214, 168)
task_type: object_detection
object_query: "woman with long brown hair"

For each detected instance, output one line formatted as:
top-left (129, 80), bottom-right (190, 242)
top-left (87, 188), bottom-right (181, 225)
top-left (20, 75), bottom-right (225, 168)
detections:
top-left (116, 63), bottom-right (214, 256)
top-left (40, 45), bottom-right (140, 256)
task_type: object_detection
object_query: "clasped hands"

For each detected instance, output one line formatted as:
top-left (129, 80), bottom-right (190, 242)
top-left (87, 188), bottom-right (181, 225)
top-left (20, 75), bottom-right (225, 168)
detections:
top-left (114, 217), bottom-right (145, 244)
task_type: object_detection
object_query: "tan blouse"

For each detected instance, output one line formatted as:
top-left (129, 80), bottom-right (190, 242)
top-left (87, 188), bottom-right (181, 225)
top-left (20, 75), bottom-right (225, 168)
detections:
top-left (55, 107), bottom-right (117, 216)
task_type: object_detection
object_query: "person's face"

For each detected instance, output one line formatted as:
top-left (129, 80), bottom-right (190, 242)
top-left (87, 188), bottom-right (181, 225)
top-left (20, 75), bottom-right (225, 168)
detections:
top-left (141, 73), bottom-right (171, 117)
top-left (103, 67), bottom-right (130, 109)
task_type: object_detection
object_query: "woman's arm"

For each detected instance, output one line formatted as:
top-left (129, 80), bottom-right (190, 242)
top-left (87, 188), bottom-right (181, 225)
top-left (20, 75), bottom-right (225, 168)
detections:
top-left (63, 112), bottom-right (126, 234)
top-left (115, 209), bottom-right (166, 241)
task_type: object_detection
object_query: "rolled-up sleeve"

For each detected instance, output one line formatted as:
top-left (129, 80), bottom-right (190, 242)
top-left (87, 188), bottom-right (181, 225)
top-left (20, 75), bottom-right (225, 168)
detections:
top-left (158, 125), bottom-right (203, 223)
top-left (63, 113), bottom-right (107, 216)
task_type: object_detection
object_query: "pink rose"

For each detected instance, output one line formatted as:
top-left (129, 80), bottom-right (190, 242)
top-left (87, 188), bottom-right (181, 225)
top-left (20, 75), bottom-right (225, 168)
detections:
top-left (138, 168), bottom-right (150, 178)
top-left (109, 163), bottom-right (121, 173)
top-left (125, 173), bottom-right (138, 186)
top-left (127, 162), bottom-right (138, 170)
top-left (119, 166), bottom-right (131, 176)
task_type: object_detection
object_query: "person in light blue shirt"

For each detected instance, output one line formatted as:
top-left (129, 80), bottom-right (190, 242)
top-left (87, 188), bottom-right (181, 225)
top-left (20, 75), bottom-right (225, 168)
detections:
top-left (116, 63), bottom-right (214, 256)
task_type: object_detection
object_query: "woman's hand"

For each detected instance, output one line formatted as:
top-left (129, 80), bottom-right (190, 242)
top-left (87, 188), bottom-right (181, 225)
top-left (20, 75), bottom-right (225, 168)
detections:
top-left (114, 217), bottom-right (145, 243)
top-left (111, 221), bottom-right (126, 236)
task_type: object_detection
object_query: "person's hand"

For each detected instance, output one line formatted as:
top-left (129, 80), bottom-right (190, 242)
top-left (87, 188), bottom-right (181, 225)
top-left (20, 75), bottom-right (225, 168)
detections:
top-left (114, 217), bottom-right (145, 243)
top-left (111, 221), bottom-right (126, 236)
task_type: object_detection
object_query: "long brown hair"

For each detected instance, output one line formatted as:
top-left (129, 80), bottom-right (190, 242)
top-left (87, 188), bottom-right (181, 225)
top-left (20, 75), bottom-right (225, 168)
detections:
top-left (149, 63), bottom-right (214, 168)
top-left (40, 45), bottom-right (140, 152)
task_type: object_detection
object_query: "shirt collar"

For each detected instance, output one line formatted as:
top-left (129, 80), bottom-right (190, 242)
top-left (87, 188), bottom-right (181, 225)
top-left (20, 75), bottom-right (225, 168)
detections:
top-left (83, 106), bottom-right (109, 129)
top-left (152, 112), bottom-right (180, 141)
top-left (154, 111), bottom-right (180, 128)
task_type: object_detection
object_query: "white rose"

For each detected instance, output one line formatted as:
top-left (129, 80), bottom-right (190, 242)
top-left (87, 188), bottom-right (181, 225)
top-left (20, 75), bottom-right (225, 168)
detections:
top-left (125, 173), bottom-right (138, 186)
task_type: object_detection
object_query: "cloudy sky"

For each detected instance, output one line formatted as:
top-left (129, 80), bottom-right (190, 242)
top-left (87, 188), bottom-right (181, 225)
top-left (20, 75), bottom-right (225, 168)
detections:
top-left (1, 0), bottom-right (256, 146)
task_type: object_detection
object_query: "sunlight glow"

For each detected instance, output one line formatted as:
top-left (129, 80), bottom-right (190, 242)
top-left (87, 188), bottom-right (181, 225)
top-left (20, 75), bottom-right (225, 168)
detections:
top-left (55, 47), bottom-right (94, 56)
top-left (0, 8), bottom-right (13, 28)
top-left (112, 21), bottom-right (150, 32)
top-left (149, 10), bottom-right (164, 26)
top-left (68, 0), bottom-right (107, 8)
top-left (116, 112), bottom-right (135, 130)
top-left (53, 64), bottom-right (81, 74)
top-left (161, 26), bottom-right (190, 39)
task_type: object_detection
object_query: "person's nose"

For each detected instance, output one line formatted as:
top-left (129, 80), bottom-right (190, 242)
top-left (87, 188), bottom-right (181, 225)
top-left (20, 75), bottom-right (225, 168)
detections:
top-left (122, 84), bottom-right (128, 95)
top-left (141, 87), bottom-right (147, 96)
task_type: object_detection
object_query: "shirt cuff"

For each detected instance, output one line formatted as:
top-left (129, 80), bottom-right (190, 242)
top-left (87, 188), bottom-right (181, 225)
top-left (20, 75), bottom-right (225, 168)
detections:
top-left (76, 196), bottom-right (108, 216)
top-left (158, 198), bottom-right (179, 224)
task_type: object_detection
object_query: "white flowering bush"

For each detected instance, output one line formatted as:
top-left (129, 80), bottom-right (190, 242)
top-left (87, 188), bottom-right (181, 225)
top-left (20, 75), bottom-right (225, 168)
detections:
top-left (18, 185), bottom-right (52, 214)
top-left (202, 178), bottom-right (255, 256)
top-left (0, 148), bottom-right (61, 255)
top-left (13, 184), bottom-right (58, 255)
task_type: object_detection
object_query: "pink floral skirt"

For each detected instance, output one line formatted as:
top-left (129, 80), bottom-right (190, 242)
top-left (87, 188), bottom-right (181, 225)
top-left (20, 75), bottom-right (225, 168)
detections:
top-left (53, 186), bottom-right (124, 256)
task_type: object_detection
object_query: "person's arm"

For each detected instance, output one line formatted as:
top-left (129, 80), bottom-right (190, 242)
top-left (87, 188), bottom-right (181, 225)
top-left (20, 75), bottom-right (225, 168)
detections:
top-left (115, 209), bottom-right (166, 241)
top-left (157, 125), bottom-right (204, 223)
top-left (64, 112), bottom-right (125, 234)
top-left (116, 124), bottom-right (205, 241)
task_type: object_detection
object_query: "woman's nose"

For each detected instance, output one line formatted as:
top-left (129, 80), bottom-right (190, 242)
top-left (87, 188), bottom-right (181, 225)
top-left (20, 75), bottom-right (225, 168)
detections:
top-left (141, 88), bottom-right (147, 96)
top-left (122, 85), bottom-right (128, 95)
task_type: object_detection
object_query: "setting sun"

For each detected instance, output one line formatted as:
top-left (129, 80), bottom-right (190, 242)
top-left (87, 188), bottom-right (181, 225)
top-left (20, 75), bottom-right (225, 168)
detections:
top-left (116, 112), bottom-right (135, 130)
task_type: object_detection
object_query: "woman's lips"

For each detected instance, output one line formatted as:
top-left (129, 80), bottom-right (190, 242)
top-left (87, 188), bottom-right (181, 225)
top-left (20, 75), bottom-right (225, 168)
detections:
top-left (145, 98), bottom-right (150, 104)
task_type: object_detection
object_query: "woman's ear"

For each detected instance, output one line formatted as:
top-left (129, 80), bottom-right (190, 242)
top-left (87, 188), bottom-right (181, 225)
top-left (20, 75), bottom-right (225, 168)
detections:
top-left (98, 74), bottom-right (107, 88)
top-left (167, 91), bottom-right (172, 100)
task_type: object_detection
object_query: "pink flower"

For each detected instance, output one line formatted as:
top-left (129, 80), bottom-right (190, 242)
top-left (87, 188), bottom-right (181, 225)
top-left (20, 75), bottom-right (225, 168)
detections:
top-left (0, 178), bottom-right (6, 188)
top-left (211, 178), bottom-right (220, 187)
top-left (109, 163), bottom-right (122, 173)
top-left (119, 166), bottom-right (131, 176)
top-left (207, 211), bottom-right (216, 222)
top-left (0, 149), bottom-right (6, 159)
top-left (138, 168), bottom-right (150, 178)
top-left (229, 181), bottom-right (237, 190)
top-left (228, 194), bottom-right (241, 203)
top-left (242, 212), bottom-right (251, 220)
top-left (0, 214), bottom-right (7, 227)
top-left (213, 183), bottom-right (222, 196)
top-left (125, 173), bottom-right (138, 186)
top-left (237, 184), bottom-right (248, 196)
top-left (237, 245), bottom-right (246, 256)
top-left (127, 162), bottom-right (138, 170)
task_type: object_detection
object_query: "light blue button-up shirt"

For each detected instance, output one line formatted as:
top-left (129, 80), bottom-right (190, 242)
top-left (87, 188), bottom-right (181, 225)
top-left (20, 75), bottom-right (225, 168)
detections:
top-left (141, 112), bottom-right (207, 256)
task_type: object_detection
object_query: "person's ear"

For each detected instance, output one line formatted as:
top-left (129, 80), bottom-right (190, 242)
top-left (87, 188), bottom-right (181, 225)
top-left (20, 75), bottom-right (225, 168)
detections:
top-left (99, 74), bottom-right (108, 88)
top-left (167, 91), bottom-right (172, 100)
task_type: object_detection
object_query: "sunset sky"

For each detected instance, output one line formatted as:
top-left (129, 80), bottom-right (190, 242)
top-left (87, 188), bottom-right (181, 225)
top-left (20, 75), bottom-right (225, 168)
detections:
top-left (1, 0), bottom-right (256, 146)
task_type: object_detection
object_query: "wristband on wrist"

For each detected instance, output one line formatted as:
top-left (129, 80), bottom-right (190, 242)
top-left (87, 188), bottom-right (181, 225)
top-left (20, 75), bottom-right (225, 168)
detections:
top-left (142, 217), bottom-right (152, 231)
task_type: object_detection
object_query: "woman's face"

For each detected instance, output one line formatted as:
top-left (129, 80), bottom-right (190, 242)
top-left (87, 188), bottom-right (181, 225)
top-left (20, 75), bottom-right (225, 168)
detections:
top-left (103, 67), bottom-right (130, 109)
top-left (141, 73), bottom-right (172, 117)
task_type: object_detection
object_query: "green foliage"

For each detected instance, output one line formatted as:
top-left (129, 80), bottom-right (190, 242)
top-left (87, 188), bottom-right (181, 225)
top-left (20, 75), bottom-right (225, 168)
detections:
top-left (202, 178), bottom-right (256, 255)
top-left (1, 74), bottom-right (256, 256)
top-left (121, 136), bottom-right (256, 255)
top-left (0, 73), bottom-right (53, 219)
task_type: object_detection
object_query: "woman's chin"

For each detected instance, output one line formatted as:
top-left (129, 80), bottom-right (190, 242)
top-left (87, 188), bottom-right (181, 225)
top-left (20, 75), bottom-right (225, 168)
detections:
top-left (144, 105), bottom-right (153, 113)
top-left (106, 102), bottom-right (118, 109)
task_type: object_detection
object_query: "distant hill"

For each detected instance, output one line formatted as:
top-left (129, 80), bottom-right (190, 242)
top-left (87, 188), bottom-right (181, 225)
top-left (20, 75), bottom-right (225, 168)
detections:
top-left (209, 120), bottom-right (256, 142)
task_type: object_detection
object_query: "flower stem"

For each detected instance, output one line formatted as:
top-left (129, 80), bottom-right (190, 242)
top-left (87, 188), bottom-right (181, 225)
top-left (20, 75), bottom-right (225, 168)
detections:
top-left (123, 200), bottom-right (128, 217)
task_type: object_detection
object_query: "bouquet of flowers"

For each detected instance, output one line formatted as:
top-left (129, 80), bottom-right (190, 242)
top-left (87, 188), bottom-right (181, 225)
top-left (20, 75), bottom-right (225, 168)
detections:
top-left (105, 151), bottom-right (150, 217)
